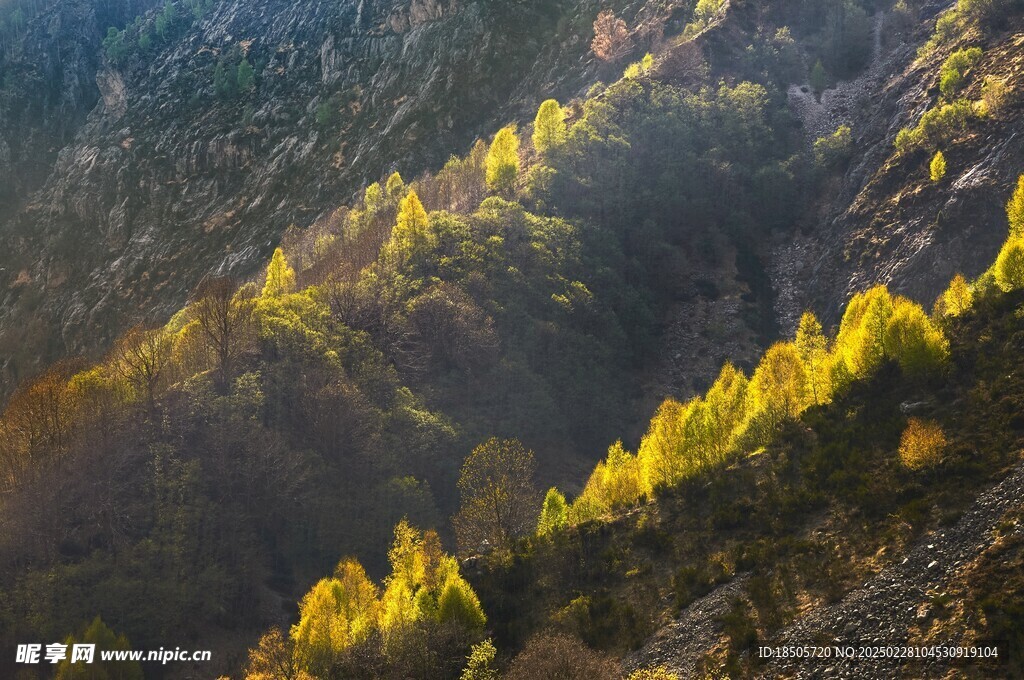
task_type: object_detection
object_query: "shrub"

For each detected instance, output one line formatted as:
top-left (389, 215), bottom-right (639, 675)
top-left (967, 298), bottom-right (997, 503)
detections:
top-left (694, 0), bottom-right (726, 24)
top-left (930, 150), bottom-right (947, 181)
top-left (980, 76), bottom-right (1011, 116)
top-left (624, 53), bottom-right (655, 79)
top-left (898, 418), bottom-right (947, 470)
top-left (461, 639), bottom-right (498, 680)
top-left (939, 47), bottom-right (982, 98)
top-left (958, 0), bottom-right (1014, 25)
top-left (505, 633), bottom-right (619, 680)
top-left (895, 100), bottom-right (974, 152)
top-left (814, 125), bottom-right (853, 168)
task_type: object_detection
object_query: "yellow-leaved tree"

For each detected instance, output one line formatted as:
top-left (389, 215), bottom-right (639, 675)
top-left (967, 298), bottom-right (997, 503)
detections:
top-left (636, 398), bottom-right (694, 493)
top-left (454, 438), bottom-right (540, 555)
top-left (537, 487), bottom-right (568, 536)
top-left (795, 311), bottom-right (832, 406)
top-left (700, 362), bottom-right (750, 461)
top-left (574, 440), bottom-right (644, 519)
top-left (386, 171), bottom-right (406, 199)
top-left (257, 521), bottom-right (485, 679)
top-left (940, 273), bottom-right (973, 316)
top-left (291, 560), bottom-right (379, 677)
top-left (930, 150), bottom-right (947, 181)
top-left (746, 342), bottom-right (810, 444)
top-left (486, 125), bottom-right (520, 196)
top-left (532, 100), bottom-right (566, 156)
top-left (883, 297), bottom-right (950, 376)
top-left (994, 237), bottom-right (1024, 292)
top-left (262, 247), bottom-right (296, 298)
top-left (833, 285), bottom-right (895, 379)
top-left (833, 286), bottom-right (947, 379)
top-left (1007, 174), bottom-right (1024, 237)
top-left (383, 190), bottom-right (435, 266)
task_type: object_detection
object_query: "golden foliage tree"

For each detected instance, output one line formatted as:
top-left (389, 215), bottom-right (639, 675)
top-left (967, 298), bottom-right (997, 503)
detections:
top-left (0, 361), bottom-right (79, 486)
top-left (245, 628), bottom-right (305, 680)
top-left (537, 487), bottom-right (568, 536)
top-left (994, 237), bottom-right (1024, 291)
top-left (898, 418), bottom-right (947, 470)
top-left (437, 573), bottom-right (487, 631)
top-left (575, 440), bottom-right (644, 518)
top-left (930, 150), bottom-right (947, 181)
top-left (795, 312), bottom-right (831, 405)
top-left (454, 438), bottom-right (540, 555)
top-left (834, 285), bottom-right (895, 379)
top-left (486, 125), bottom-right (520, 196)
top-left (273, 520), bottom-right (483, 677)
top-left (701, 362), bottom-right (750, 456)
top-left (532, 100), bottom-right (566, 156)
top-left (364, 182), bottom-right (385, 214)
top-left (1007, 174), bottom-right (1024, 237)
top-left (636, 398), bottom-right (694, 492)
top-left (747, 342), bottom-right (810, 437)
top-left (940, 273), bottom-right (973, 316)
top-left (386, 171), bottom-right (406, 199)
top-left (883, 297), bottom-right (950, 376)
top-left (292, 576), bottom-right (365, 675)
top-left (263, 247), bottom-right (297, 298)
top-left (56, 617), bottom-right (143, 680)
top-left (385, 190), bottom-right (435, 265)
top-left (834, 286), bottom-right (947, 379)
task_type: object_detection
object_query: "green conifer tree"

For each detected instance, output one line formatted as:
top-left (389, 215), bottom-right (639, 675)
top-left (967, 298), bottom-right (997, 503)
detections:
top-left (237, 57), bottom-right (255, 92)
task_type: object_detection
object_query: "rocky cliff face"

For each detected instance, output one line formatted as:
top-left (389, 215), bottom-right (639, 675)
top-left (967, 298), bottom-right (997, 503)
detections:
top-left (0, 0), bottom-right (162, 217)
top-left (0, 0), bottom-right (655, 394)
top-left (773, 3), bottom-right (1024, 332)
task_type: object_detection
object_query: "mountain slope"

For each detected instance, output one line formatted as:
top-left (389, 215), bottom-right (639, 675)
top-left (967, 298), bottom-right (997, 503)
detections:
top-left (0, 0), bottom-right (665, 394)
top-left (2, 0), bottom-right (1024, 678)
top-left (774, 2), bottom-right (1024, 331)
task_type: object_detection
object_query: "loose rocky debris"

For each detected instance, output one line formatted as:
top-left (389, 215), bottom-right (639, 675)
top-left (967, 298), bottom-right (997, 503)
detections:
top-left (760, 460), bottom-right (1024, 679)
top-left (622, 459), bottom-right (1024, 678)
top-left (788, 11), bottom-right (888, 148)
top-left (623, 573), bottom-right (751, 677)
